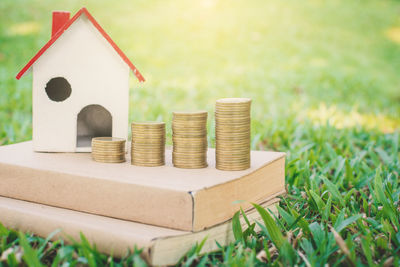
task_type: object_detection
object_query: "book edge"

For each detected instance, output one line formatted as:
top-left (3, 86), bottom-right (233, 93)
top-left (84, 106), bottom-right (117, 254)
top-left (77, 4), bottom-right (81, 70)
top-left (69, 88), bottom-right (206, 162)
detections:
top-left (150, 197), bottom-right (281, 265)
top-left (191, 156), bottom-right (286, 231)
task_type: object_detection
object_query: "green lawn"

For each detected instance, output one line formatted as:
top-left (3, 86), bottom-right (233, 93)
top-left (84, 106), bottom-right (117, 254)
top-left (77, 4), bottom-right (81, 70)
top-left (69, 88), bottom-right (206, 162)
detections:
top-left (1, 0), bottom-right (400, 266)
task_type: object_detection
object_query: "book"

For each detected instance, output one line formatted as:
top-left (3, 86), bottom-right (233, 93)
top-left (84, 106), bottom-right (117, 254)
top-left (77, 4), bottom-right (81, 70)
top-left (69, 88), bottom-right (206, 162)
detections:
top-left (0, 196), bottom-right (280, 266)
top-left (0, 141), bottom-right (285, 231)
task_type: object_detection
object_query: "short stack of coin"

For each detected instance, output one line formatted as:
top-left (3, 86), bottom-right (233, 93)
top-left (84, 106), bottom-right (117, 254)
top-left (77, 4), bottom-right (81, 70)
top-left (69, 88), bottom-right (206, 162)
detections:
top-left (91, 137), bottom-right (126, 163)
top-left (215, 98), bottom-right (252, 171)
top-left (131, 122), bottom-right (165, 167)
top-left (172, 111), bottom-right (208, 168)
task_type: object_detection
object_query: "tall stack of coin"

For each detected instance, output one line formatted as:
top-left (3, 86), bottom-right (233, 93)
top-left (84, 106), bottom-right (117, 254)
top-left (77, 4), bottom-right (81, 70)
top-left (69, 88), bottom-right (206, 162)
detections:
top-left (172, 111), bottom-right (208, 168)
top-left (215, 98), bottom-right (252, 171)
top-left (91, 137), bottom-right (126, 163)
top-left (131, 122), bottom-right (165, 166)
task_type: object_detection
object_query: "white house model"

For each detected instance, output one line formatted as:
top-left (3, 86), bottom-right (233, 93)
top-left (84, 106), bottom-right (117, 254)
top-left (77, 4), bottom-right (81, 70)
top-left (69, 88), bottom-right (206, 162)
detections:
top-left (16, 7), bottom-right (144, 152)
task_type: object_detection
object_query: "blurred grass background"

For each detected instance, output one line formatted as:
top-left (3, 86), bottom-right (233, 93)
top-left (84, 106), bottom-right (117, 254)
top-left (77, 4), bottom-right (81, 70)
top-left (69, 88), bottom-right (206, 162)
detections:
top-left (1, 0), bottom-right (400, 266)
top-left (1, 0), bottom-right (399, 145)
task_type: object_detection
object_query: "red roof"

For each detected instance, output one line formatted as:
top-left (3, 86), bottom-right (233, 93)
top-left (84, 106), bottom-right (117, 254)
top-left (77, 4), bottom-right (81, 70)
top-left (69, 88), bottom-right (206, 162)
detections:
top-left (16, 7), bottom-right (145, 82)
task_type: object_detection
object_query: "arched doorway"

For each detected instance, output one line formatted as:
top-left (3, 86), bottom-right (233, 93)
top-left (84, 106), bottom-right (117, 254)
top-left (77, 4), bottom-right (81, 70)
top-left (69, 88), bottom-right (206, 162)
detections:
top-left (77, 104), bottom-right (112, 148)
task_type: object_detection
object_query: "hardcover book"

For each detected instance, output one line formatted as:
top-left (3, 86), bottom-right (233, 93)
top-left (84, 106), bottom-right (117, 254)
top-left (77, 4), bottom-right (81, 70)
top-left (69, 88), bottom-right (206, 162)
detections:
top-left (0, 141), bottom-right (285, 231)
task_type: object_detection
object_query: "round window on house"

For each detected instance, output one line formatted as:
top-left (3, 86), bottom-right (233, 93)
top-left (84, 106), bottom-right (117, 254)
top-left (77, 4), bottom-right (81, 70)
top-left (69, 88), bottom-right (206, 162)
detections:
top-left (45, 77), bottom-right (72, 102)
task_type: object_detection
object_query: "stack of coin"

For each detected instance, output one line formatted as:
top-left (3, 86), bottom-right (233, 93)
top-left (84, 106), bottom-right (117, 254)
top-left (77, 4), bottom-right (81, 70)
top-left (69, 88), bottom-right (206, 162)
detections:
top-left (215, 98), bottom-right (252, 171)
top-left (172, 111), bottom-right (208, 169)
top-left (131, 122), bottom-right (165, 167)
top-left (91, 137), bottom-right (126, 163)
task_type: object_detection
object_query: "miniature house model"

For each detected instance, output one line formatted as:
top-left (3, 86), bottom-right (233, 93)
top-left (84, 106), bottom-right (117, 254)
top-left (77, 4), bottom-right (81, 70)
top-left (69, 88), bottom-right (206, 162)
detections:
top-left (16, 8), bottom-right (144, 152)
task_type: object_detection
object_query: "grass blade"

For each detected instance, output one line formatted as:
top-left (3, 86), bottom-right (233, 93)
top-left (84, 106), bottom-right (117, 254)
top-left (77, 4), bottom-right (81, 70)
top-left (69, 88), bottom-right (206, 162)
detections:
top-left (232, 211), bottom-right (243, 241)
top-left (252, 203), bottom-right (284, 249)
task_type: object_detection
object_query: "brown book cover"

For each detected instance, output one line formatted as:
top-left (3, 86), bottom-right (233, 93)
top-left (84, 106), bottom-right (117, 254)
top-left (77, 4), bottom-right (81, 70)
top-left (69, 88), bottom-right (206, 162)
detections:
top-left (0, 196), bottom-right (280, 266)
top-left (0, 141), bottom-right (285, 231)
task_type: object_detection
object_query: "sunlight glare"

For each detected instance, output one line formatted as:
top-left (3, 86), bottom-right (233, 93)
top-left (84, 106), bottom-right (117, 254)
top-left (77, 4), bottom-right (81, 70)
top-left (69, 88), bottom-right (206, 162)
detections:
top-left (9, 21), bottom-right (41, 36)
top-left (307, 103), bottom-right (399, 133)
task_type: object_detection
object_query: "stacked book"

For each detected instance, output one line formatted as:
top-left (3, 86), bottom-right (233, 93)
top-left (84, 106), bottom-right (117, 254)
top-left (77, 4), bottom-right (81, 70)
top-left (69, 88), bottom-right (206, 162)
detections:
top-left (0, 141), bottom-right (285, 265)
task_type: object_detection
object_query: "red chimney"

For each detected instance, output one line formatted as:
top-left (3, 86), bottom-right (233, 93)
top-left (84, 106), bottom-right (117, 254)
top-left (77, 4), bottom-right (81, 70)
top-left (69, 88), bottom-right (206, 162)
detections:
top-left (52, 11), bottom-right (70, 37)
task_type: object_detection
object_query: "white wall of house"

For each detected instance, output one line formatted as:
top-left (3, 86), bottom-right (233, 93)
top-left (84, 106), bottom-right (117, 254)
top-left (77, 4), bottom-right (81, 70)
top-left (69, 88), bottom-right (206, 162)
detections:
top-left (32, 14), bottom-right (129, 152)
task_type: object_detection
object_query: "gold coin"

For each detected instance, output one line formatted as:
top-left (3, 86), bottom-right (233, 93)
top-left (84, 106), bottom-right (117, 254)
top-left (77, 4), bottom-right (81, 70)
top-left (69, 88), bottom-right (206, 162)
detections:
top-left (92, 158), bottom-right (126, 162)
top-left (92, 157), bottom-right (126, 161)
top-left (215, 136), bottom-right (250, 140)
top-left (173, 111), bottom-right (208, 119)
top-left (132, 133), bottom-right (165, 137)
top-left (92, 137), bottom-right (125, 143)
top-left (216, 150), bottom-right (250, 155)
top-left (172, 126), bottom-right (207, 130)
top-left (92, 151), bottom-right (125, 155)
top-left (216, 142), bottom-right (250, 147)
top-left (172, 125), bottom-right (206, 130)
top-left (215, 156), bottom-right (250, 161)
top-left (173, 156), bottom-right (206, 160)
top-left (172, 136), bottom-right (207, 141)
top-left (173, 153), bottom-right (206, 159)
top-left (216, 137), bottom-right (250, 141)
top-left (216, 157), bottom-right (250, 162)
top-left (132, 140), bottom-right (165, 144)
top-left (173, 163), bottom-right (208, 169)
top-left (92, 153), bottom-right (126, 158)
top-left (215, 146), bottom-right (250, 151)
top-left (215, 106), bottom-right (250, 111)
top-left (132, 156), bottom-right (164, 161)
top-left (131, 158), bottom-right (165, 163)
top-left (92, 152), bottom-right (126, 157)
top-left (131, 127), bottom-right (165, 131)
top-left (216, 158), bottom-right (250, 163)
top-left (93, 159), bottom-right (126, 164)
top-left (216, 145), bottom-right (250, 150)
top-left (132, 134), bottom-right (165, 137)
top-left (173, 146), bottom-right (207, 152)
top-left (131, 151), bottom-right (164, 155)
top-left (215, 118), bottom-right (250, 123)
top-left (131, 145), bottom-right (164, 149)
top-left (132, 139), bottom-right (165, 144)
top-left (132, 121), bottom-right (165, 126)
top-left (131, 162), bottom-right (164, 167)
top-left (173, 110), bottom-right (208, 115)
top-left (173, 147), bottom-right (207, 152)
top-left (215, 133), bottom-right (250, 137)
top-left (172, 134), bottom-right (207, 138)
top-left (92, 144), bottom-right (126, 149)
top-left (216, 165), bottom-right (249, 171)
top-left (216, 97), bottom-right (251, 104)
top-left (92, 149), bottom-right (125, 153)
top-left (92, 145), bottom-right (125, 150)
top-left (92, 141), bottom-right (126, 146)
top-left (131, 144), bottom-right (165, 148)
top-left (132, 149), bottom-right (164, 152)
top-left (172, 159), bottom-right (207, 164)
top-left (132, 137), bottom-right (164, 141)
top-left (216, 160), bottom-right (250, 165)
top-left (173, 118), bottom-right (208, 121)
top-left (215, 123), bottom-right (250, 127)
top-left (92, 146), bottom-right (125, 150)
top-left (172, 131), bottom-right (207, 136)
top-left (216, 156), bottom-right (250, 162)
top-left (215, 129), bottom-right (250, 134)
top-left (92, 143), bottom-right (125, 147)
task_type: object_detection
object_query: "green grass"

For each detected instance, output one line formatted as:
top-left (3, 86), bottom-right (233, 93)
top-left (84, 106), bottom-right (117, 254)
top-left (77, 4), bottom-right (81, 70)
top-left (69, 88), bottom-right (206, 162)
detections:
top-left (1, 0), bottom-right (400, 265)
